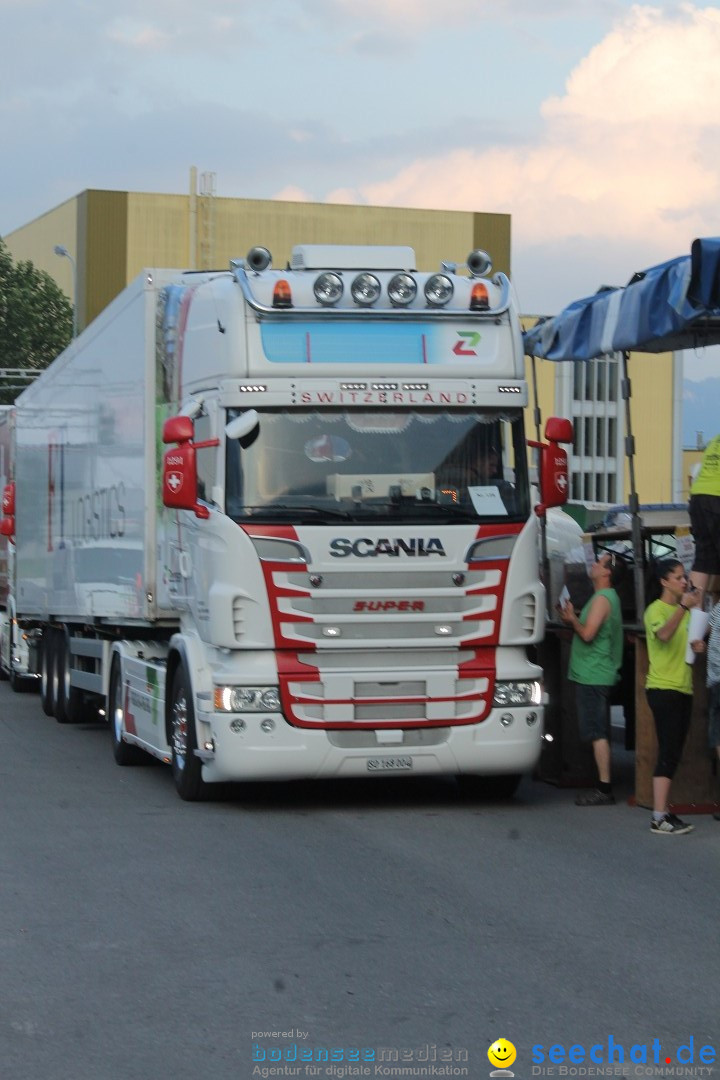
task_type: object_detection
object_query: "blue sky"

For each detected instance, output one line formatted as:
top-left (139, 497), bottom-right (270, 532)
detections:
top-left (2, 0), bottom-right (720, 400)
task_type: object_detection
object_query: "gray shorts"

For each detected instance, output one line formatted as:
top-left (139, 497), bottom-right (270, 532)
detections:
top-left (708, 683), bottom-right (720, 750)
top-left (574, 683), bottom-right (612, 743)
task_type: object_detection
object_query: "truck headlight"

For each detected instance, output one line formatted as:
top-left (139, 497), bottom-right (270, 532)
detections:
top-left (493, 681), bottom-right (542, 707)
top-left (214, 686), bottom-right (281, 712)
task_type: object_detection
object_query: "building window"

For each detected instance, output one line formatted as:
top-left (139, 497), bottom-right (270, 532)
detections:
top-left (565, 357), bottom-right (622, 508)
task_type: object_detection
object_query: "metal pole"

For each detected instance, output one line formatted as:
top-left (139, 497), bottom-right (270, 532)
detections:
top-left (620, 349), bottom-right (645, 623)
top-left (53, 245), bottom-right (78, 338)
top-left (530, 354), bottom-right (551, 617)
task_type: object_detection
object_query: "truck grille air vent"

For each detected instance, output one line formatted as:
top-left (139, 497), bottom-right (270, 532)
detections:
top-left (519, 593), bottom-right (537, 638)
top-left (232, 598), bottom-right (245, 641)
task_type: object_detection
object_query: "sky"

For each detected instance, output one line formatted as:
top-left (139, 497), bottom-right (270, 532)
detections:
top-left (3, 0), bottom-right (720, 401)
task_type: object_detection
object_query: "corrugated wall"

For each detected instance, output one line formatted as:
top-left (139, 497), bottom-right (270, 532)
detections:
top-left (79, 191), bottom-right (128, 329)
top-left (4, 197), bottom-right (79, 315)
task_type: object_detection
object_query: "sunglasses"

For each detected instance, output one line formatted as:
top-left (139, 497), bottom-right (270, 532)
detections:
top-left (596, 552), bottom-right (616, 569)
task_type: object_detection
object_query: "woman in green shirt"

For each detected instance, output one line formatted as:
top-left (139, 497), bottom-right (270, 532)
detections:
top-left (644, 559), bottom-right (703, 835)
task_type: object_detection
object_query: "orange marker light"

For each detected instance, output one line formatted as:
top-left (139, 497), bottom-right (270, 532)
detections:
top-left (272, 280), bottom-right (293, 308)
top-left (470, 282), bottom-right (489, 310)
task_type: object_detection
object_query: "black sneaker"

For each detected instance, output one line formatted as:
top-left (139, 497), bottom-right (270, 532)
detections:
top-left (575, 789), bottom-right (615, 806)
top-left (650, 814), bottom-right (694, 835)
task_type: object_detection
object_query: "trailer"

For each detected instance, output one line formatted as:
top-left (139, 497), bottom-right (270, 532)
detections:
top-left (2, 245), bottom-right (572, 799)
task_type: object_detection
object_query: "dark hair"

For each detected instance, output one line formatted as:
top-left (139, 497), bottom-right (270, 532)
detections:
top-left (645, 558), bottom-right (683, 605)
top-left (654, 558), bottom-right (683, 582)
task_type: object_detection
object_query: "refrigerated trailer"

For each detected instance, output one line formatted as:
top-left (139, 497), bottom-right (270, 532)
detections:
top-left (1, 244), bottom-right (573, 799)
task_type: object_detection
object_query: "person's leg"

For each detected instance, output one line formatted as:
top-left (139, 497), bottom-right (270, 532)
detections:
top-left (689, 569), bottom-right (709, 605)
top-left (652, 775), bottom-right (672, 815)
top-left (592, 737), bottom-right (611, 785)
top-left (688, 495), bottom-right (718, 608)
top-left (707, 683), bottom-right (720, 820)
top-left (575, 685), bottom-right (614, 805)
top-left (647, 690), bottom-right (694, 833)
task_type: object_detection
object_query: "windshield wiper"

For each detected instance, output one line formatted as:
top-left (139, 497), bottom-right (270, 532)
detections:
top-left (238, 504), bottom-right (354, 521)
top-left (364, 501), bottom-right (480, 522)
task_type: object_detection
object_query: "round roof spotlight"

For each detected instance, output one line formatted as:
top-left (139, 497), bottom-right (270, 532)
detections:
top-left (387, 272), bottom-right (417, 307)
top-left (246, 246), bottom-right (272, 272)
top-left (350, 272), bottom-right (381, 307)
top-left (466, 249), bottom-right (493, 277)
top-left (424, 274), bottom-right (454, 307)
top-left (313, 272), bottom-right (344, 306)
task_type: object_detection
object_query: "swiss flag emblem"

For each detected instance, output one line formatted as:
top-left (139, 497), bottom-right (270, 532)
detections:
top-left (166, 470), bottom-right (184, 495)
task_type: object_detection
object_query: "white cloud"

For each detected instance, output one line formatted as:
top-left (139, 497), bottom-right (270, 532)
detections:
top-left (273, 185), bottom-right (314, 201)
top-left (320, 4), bottom-right (720, 311)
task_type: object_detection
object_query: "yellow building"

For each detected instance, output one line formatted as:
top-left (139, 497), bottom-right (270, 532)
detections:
top-left (5, 186), bottom-right (686, 508)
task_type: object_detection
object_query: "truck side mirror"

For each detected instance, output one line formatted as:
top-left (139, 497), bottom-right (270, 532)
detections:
top-left (2, 482), bottom-right (15, 516)
top-left (544, 416), bottom-right (573, 444)
top-left (163, 416), bottom-right (194, 444)
top-left (162, 416), bottom-right (219, 520)
top-left (1, 483), bottom-right (15, 539)
top-left (537, 443), bottom-right (570, 512)
top-left (163, 445), bottom-right (207, 518)
top-left (528, 417), bottom-right (574, 517)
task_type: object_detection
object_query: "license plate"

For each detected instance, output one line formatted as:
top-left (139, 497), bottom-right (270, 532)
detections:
top-left (367, 756), bottom-right (413, 772)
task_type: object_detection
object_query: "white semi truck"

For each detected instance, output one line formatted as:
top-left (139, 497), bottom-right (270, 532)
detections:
top-left (1, 244), bottom-right (573, 799)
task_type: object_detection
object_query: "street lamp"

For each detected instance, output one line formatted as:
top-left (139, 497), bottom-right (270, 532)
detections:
top-left (53, 244), bottom-right (78, 338)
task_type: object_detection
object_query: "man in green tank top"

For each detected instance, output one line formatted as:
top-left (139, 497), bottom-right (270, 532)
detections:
top-left (559, 551), bottom-right (625, 806)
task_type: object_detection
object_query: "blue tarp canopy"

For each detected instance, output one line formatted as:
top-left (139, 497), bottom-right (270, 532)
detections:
top-left (523, 237), bottom-right (720, 361)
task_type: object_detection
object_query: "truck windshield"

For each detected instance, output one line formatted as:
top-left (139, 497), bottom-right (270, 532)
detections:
top-left (225, 408), bottom-right (530, 524)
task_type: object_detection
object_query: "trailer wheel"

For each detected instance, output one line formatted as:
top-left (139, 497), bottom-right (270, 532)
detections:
top-left (170, 665), bottom-right (206, 801)
top-left (109, 658), bottom-right (145, 766)
top-left (0, 625), bottom-right (8, 681)
top-left (53, 632), bottom-right (70, 724)
top-left (40, 631), bottom-right (55, 717)
top-left (56, 630), bottom-right (92, 722)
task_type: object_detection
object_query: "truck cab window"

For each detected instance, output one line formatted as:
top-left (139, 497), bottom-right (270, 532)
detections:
top-left (194, 413), bottom-right (216, 504)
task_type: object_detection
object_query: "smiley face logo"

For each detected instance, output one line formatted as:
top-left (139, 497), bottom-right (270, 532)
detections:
top-left (488, 1039), bottom-right (517, 1070)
